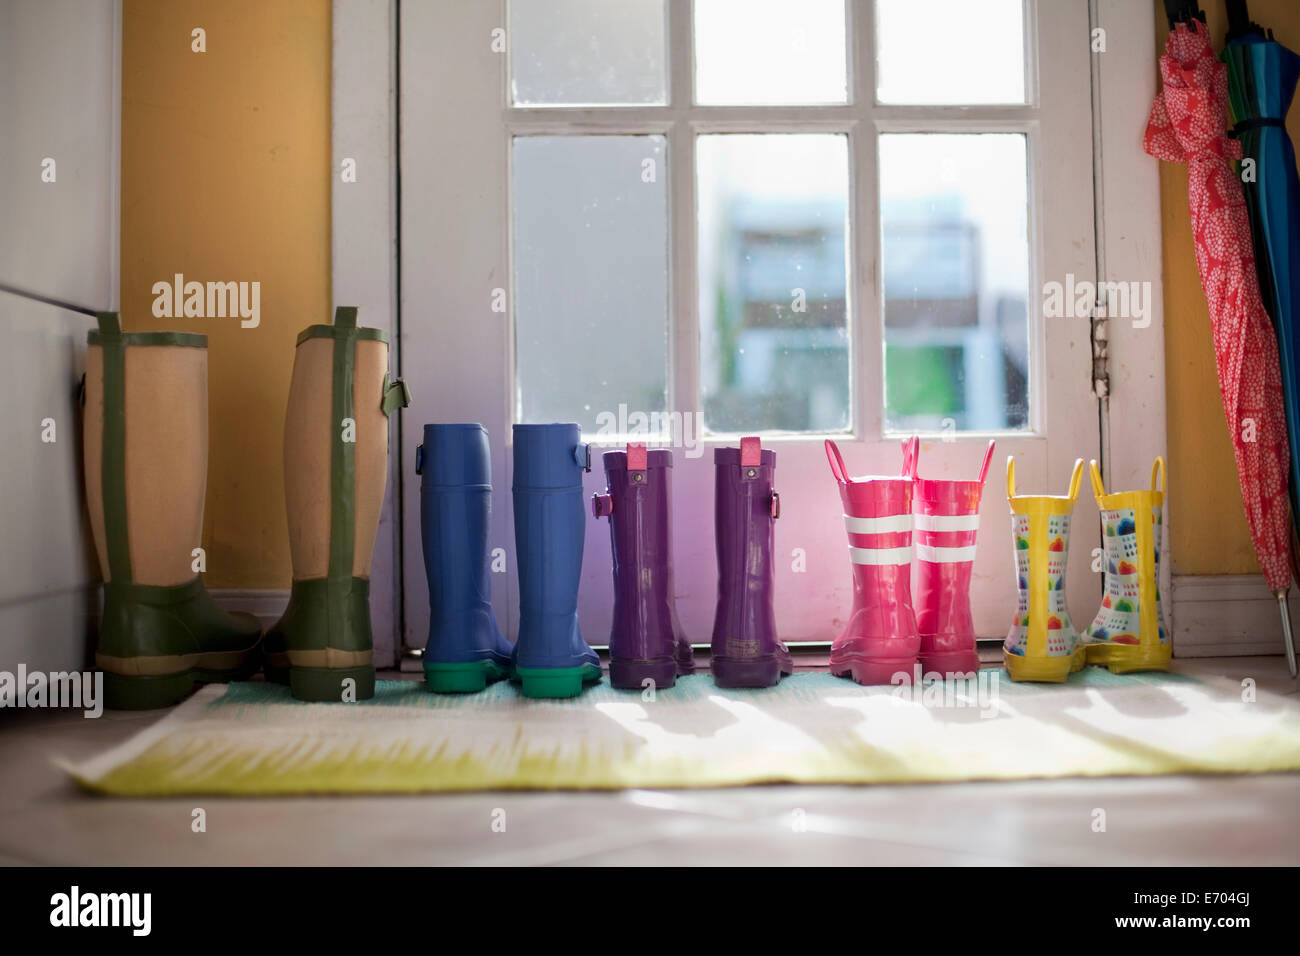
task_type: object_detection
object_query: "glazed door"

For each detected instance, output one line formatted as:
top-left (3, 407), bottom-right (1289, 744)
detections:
top-left (398, 0), bottom-right (1101, 649)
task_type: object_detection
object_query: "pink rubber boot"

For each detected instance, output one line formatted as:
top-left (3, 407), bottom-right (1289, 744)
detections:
top-left (825, 438), bottom-right (920, 685)
top-left (910, 439), bottom-right (995, 679)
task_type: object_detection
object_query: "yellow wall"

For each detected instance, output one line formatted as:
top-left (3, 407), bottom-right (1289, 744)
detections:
top-left (121, 0), bottom-right (331, 587)
top-left (1158, 0), bottom-right (1300, 574)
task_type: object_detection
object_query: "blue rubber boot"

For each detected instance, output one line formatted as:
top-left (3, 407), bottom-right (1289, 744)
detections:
top-left (511, 423), bottom-right (603, 698)
top-left (419, 424), bottom-right (514, 692)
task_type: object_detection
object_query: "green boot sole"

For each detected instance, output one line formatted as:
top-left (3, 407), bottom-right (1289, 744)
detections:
top-left (289, 665), bottom-right (375, 702)
top-left (102, 651), bottom-right (262, 711)
top-left (514, 664), bottom-right (603, 699)
top-left (423, 659), bottom-right (510, 693)
top-left (264, 577), bottom-right (376, 703)
top-left (96, 578), bottom-right (263, 710)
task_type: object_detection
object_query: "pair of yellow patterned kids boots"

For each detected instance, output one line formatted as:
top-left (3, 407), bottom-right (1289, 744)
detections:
top-left (1003, 456), bottom-right (1171, 683)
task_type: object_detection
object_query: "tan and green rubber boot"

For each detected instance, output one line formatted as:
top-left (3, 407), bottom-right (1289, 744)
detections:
top-left (84, 313), bottom-right (262, 710)
top-left (263, 307), bottom-right (409, 702)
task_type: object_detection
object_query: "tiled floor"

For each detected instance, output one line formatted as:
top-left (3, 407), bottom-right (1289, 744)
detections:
top-left (1, 655), bottom-right (1296, 866)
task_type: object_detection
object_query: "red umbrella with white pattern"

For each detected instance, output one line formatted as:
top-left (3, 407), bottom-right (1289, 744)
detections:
top-left (1144, 16), bottom-right (1297, 673)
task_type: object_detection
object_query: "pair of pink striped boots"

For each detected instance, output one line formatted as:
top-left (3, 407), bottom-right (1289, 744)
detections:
top-left (824, 437), bottom-right (994, 685)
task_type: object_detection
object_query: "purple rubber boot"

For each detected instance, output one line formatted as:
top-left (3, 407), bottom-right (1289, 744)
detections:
top-left (592, 443), bottom-right (695, 689)
top-left (710, 437), bottom-right (792, 688)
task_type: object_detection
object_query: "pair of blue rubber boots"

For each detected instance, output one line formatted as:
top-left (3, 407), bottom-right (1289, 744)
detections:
top-left (418, 423), bottom-right (602, 699)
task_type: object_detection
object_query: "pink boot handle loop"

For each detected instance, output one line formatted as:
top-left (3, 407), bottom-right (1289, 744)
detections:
top-left (977, 439), bottom-right (995, 486)
top-left (900, 435), bottom-right (919, 479)
top-left (824, 439), bottom-right (849, 483)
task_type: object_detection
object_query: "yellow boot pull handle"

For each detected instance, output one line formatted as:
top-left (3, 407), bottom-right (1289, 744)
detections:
top-left (1007, 456), bottom-right (1085, 501)
top-left (1089, 457), bottom-right (1166, 502)
top-left (1089, 459), bottom-right (1106, 501)
top-left (1065, 458), bottom-right (1085, 503)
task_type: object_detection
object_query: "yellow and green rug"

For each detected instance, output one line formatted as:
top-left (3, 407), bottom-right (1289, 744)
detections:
top-left (63, 669), bottom-right (1300, 795)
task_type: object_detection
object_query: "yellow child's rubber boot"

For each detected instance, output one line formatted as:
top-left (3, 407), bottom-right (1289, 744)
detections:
top-left (1082, 458), bottom-right (1172, 674)
top-left (1003, 457), bottom-right (1088, 682)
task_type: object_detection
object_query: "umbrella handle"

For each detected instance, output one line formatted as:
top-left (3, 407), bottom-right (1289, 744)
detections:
top-left (1151, 455), bottom-right (1166, 494)
top-left (1066, 458), bottom-right (1086, 504)
top-left (1006, 456), bottom-right (1017, 499)
top-left (1089, 459), bottom-right (1107, 501)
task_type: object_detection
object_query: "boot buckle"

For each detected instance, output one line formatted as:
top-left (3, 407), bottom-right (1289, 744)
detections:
top-left (770, 490), bottom-right (781, 519)
top-left (592, 493), bottom-right (613, 518)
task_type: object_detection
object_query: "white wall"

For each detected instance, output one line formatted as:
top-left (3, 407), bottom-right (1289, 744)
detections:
top-left (0, 0), bottom-right (120, 672)
top-left (332, 0), bottom-right (400, 665)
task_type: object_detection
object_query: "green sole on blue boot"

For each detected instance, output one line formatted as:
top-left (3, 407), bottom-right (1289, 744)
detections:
top-left (514, 663), bottom-right (603, 699)
top-left (424, 659), bottom-right (511, 693)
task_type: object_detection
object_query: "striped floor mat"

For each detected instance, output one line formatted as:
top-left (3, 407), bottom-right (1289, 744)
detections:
top-left (63, 669), bottom-right (1300, 795)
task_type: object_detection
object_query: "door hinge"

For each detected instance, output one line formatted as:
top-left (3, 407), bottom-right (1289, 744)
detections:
top-left (1090, 291), bottom-right (1110, 400)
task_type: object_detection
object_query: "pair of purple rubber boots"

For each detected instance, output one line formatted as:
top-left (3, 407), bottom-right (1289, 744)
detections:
top-left (593, 436), bottom-right (792, 690)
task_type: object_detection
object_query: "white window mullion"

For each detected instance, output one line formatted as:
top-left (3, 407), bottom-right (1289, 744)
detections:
top-left (670, 121), bottom-right (699, 426)
top-left (668, 0), bottom-right (698, 425)
top-left (851, 0), bottom-right (880, 440)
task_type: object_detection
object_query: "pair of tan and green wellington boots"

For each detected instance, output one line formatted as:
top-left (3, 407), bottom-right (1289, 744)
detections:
top-left (84, 309), bottom-right (407, 709)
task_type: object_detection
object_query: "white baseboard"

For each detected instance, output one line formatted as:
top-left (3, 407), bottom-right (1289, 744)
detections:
top-left (209, 588), bottom-right (289, 630)
top-left (1171, 574), bottom-right (1296, 658)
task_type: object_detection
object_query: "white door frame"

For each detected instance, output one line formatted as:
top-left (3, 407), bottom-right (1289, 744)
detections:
top-left (1087, 0), bottom-right (1170, 625)
top-left (342, 0), bottom-right (1173, 652)
top-left (331, 0), bottom-right (402, 666)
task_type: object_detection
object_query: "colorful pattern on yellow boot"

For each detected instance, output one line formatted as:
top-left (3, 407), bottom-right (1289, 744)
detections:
top-left (1087, 506), bottom-right (1168, 648)
top-left (1083, 458), bottom-right (1171, 673)
top-left (1004, 513), bottom-right (1081, 659)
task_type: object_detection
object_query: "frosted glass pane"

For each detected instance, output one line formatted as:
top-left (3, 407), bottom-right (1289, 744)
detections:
top-left (510, 0), bottom-right (667, 106)
top-left (695, 0), bottom-right (847, 105)
top-left (513, 136), bottom-right (669, 433)
top-left (879, 133), bottom-right (1030, 432)
top-left (876, 0), bottom-right (1025, 105)
top-left (698, 134), bottom-right (851, 434)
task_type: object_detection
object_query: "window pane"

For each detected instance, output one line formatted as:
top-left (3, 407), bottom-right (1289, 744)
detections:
top-left (698, 135), bottom-right (850, 434)
top-left (695, 0), bottom-right (847, 105)
top-left (879, 133), bottom-right (1030, 433)
top-left (509, 0), bottom-right (666, 106)
top-left (513, 136), bottom-right (668, 432)
top-left (875, 0), bottom-right (1025, 105)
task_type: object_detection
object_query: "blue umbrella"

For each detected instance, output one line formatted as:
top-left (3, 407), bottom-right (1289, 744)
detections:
top-left (1222, 0), bottom-right (1300, 676)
